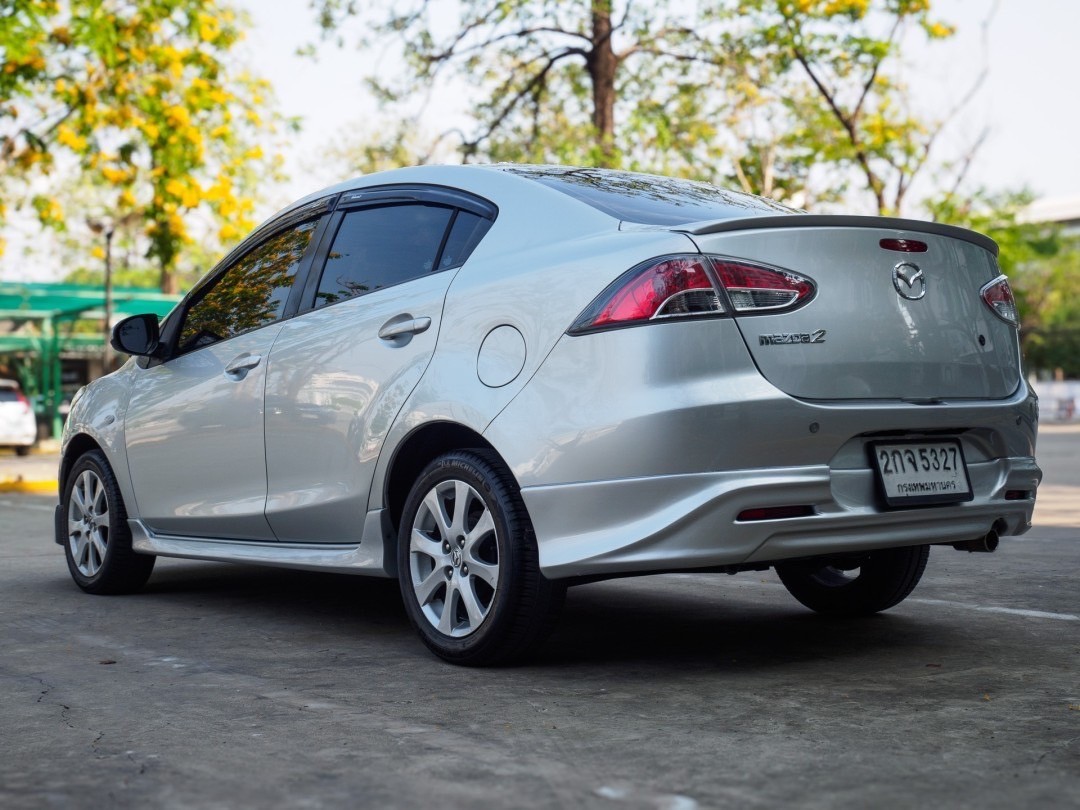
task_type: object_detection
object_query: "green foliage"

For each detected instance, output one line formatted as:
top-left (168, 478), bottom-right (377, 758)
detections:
top-left (927, 188), bottom-right (1080, 375)
top-left (313, 0), bottom-right (960, 213)
top-left (0, 0), bottom-right (285, 291)
top-left (314, 1), bottom-right (751, 187)
top-left (732, 0), bottom-right (959, 214)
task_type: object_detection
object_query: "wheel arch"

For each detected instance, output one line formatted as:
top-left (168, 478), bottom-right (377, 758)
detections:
top-left (59, 433), bottom-right (105, 494)
top-left (383, 421), bottom-right (501, 535)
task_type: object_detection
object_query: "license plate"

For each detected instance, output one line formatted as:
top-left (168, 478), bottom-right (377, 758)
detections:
top-left (870, 440), bottom-right (973, 506)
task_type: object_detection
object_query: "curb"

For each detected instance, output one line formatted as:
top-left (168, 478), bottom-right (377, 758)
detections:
top-left (0, 479), bottom-right (58, 495)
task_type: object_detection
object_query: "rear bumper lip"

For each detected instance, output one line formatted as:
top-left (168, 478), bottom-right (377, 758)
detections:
top-left (522, 457), bottom-right (1040, 580)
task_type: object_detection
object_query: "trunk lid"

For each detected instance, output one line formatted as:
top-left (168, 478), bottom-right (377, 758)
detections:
top-left (685, 216), bottom-right (1021, 401)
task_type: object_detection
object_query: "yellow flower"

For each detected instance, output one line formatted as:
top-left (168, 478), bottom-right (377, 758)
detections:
top-left (166, 106), bottom-right (191, 127)
top-left (56, 125), bottom-right (87, 152)
top-left (101, 166), bottom-right (129, 184)
top-left (926, 21), bottom-right (955, 38)
top-left (198, 13), bottom-right (220, 43)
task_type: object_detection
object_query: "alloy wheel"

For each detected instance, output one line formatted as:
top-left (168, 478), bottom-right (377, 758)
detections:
top-left (68, 468), bottom-right (110, 577)
top-left (409, 479), bottom-right (500, 637)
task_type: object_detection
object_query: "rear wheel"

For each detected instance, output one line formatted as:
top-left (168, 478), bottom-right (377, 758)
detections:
top-left (15, 445), bottom-right (31, 457)
top-left (62, 450), bottom-right (155, 594)
top-left (397, 449), bottom-right (564, 666)
top-left (775, 545), bottom-right (929, 616)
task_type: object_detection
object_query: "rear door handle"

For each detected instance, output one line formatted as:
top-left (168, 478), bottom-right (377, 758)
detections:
top-left (378, 316), bottom-right (432, 341)
top-left (224, 353), bottom-right (262, 378)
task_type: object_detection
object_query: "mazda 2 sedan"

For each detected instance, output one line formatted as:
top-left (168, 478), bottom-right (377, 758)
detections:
top-left (56, 165), bottom-right (1041, 665)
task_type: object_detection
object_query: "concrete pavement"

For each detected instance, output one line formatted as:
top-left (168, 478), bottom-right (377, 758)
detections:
top-left (0, 426), bottom-right (1077, 808)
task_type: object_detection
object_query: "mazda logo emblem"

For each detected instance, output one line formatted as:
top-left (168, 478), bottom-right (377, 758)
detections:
top-left (893, 262), bottom-right (926, 300)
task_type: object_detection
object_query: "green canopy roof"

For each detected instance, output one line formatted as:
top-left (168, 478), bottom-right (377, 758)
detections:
top-left (0, 281), bottom-right (180, 322)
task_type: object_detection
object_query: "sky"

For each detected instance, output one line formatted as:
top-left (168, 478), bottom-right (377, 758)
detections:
top-left (2, 0), bottom-right (1076, 282)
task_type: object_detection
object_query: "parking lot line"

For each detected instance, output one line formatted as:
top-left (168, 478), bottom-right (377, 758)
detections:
top-left (909, 598), bottom-right (1079, 622)
top-left (0, 498), bottom-right (54, 512)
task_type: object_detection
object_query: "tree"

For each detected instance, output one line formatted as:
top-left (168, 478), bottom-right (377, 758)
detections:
top-left (0, 0), bottom-right (286, 292)
top-left (313, 0), bottom-right (749, 178)
top-left (313, 0), bottom-right (965, 212)
top-left (735, 0), bottom-right (976, 214)
top-left (927, 187), bottom-right (1080, 375)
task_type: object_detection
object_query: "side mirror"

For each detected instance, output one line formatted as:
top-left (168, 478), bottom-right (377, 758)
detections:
top-left (111, 314), bottom-right (161, 357)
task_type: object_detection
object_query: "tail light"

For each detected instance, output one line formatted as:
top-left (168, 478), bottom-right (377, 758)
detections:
top-left (570, 256), bottom-right (723, 333)
top-left (569, 254), bottom-right (814, 333)
top-left (15, 390), bottom-right (31, 413)
top-left (709, 258), bottom-right (816, 313)
top-left (980, 275), bottom-right (1019, 327)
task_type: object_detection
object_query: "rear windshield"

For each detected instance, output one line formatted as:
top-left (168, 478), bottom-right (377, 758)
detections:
top-left (0, 389), bottom-right (19, 402)
top-left (497, 166), bottom-right (797, 226)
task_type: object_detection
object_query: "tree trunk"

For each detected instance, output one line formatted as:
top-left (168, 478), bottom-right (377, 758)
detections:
top-left (588, 0), bottom-right (618, 167)
top-left (159, 263), bottom-right (177, 295)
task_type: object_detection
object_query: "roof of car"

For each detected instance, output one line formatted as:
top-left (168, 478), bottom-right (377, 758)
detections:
top-left (484, 164), bottom-right (797, 226)
top-left (278, 163), bottom-right (795, 228)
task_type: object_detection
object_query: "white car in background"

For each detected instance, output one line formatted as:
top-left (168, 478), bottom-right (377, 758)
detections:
top-left (0, 379), bottom-right (36, 456)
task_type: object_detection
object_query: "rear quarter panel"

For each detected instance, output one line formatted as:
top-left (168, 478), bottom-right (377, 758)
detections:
top-left (365, 175), bottom-right (697, 511)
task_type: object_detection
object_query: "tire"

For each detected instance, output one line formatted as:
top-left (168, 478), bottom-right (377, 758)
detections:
top-left (397, 449), bottom-right (565, 666)
top-left (62, 449), bottom-right (155, 595)
top-left (775, 545), bottom-right (930, 616)
top-left (15, 445), bottom-right (32, 457)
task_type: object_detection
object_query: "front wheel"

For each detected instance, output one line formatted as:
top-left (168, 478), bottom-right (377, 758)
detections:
top-left (62, 449), bottom-right (155, 594)
top-left (398, 449), bottom-right (564, 666)
top-left (775, 545), bottom-right (930, 616)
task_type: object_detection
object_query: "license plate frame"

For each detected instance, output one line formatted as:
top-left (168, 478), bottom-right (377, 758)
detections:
top-left (869, 439), bottom-right (973, 507)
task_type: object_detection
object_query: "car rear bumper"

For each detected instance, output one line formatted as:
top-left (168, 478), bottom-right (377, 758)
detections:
top-left (522, 454), bottom-right (1040, 579)
top-left (485, 319), bottom-right (1041, 579)
top-left (0, 427), bottom-right (36, 446)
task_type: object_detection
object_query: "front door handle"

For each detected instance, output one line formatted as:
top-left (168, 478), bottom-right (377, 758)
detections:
top-left (378, 316), bottom-right (432, 341)
top-left (224, 353), bottom-right (262, 378)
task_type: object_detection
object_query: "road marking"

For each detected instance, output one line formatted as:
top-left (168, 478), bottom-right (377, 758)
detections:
top-left (910, 598), bottom-right (1079, 622)
top-left (668, 574), bottom-right (1080, 622)
top-left (0, 499), bottom-right (55, 512)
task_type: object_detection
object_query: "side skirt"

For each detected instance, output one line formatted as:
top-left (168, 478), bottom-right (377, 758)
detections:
top-left (128, 509), bottom-right (395, 577)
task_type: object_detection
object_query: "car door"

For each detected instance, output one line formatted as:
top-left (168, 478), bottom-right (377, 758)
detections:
top-left (124, 216), bottom-right (323, 540)
top-left (263, 196), bottom-right (494, 542)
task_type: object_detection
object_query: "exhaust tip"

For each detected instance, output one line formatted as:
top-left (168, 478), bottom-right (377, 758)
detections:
top-left (952, 530), bottom-right (999, 553)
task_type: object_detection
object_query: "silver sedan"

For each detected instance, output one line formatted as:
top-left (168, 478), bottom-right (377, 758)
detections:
top-left (56, 165), bottom-right (1041, 664)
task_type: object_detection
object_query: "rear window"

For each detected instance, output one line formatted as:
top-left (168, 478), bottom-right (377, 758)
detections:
top-left (0, 389), bottom-right (18, 402)
top-left (497, 166), bottom-right (797, 226)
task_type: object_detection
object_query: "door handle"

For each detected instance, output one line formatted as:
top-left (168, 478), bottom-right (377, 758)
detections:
top-left (378, 316), bottom-right (432, 341)
top-left (224, 353), bottom-right (262, 377)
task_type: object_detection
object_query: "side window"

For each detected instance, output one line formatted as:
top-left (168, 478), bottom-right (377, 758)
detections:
top-left (438, 211), bottom-right (491, 271)
top-left (315, 204), bottom-right (454, 308)
top-left (177, 219), bottom-right (317, 353)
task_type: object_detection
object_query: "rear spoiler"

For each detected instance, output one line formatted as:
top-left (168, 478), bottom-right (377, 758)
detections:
top-left (680, 214), bottom-right (999, 257)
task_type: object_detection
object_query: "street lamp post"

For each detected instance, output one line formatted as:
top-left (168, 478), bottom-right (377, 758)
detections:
top-left (103, 225), bottom-right (114, 371)
top-left (88, 218), bottom-right (123, 373)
